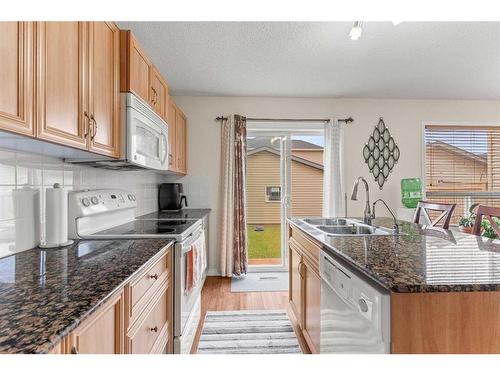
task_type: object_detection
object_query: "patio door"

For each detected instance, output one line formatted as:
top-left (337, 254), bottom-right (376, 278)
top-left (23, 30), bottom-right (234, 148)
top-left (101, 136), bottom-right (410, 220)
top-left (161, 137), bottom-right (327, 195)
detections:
top-left (246, 134), bottom-right (290, 271)
top-left (246, 123), bottom-right (325, 272)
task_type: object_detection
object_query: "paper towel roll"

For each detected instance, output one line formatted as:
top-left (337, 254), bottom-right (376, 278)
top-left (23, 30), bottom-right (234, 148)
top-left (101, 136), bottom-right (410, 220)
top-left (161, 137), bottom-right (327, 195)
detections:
top-left (13, 187), bottom-right (41, 250)
top-left (43, 183), bottom-right (73, 248)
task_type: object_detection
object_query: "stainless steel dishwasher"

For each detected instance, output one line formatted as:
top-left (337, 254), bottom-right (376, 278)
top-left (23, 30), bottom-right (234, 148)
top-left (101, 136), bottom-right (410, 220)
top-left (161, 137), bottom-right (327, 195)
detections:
top-left (320, 250), bottom-right (391, 353)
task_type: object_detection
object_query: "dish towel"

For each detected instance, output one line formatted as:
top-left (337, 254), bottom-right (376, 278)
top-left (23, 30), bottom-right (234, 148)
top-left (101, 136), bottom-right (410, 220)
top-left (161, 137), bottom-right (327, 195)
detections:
top-left (186, 246), bottom-right (195, 293)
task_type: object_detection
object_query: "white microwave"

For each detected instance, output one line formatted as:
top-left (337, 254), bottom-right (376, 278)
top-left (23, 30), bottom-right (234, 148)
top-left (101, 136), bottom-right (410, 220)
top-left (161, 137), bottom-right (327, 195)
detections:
top-left (68, 92), bottom-right (169, 171)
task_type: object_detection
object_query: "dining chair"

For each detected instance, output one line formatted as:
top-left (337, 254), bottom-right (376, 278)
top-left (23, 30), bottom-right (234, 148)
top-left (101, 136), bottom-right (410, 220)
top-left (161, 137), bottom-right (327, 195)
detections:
top-left (413, 201), bottom-right (456, 230)
top-left (472, 205), bottom-right (500, 237)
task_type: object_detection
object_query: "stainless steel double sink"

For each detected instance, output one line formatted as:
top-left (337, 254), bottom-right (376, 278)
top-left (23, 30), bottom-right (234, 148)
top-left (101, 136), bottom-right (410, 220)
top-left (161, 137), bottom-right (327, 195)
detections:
top-left (300, 218), bottom-right (394, 236)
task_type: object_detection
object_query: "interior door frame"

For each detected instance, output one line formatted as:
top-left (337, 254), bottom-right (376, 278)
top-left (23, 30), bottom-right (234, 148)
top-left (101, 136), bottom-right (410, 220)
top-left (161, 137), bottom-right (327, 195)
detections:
top-left (246, 124), bottom-right (324, 273)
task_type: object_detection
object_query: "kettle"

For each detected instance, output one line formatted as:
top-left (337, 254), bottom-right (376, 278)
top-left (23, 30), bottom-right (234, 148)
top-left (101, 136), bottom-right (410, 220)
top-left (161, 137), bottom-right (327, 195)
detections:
top-left (158, 183), bottom-right (188, 211)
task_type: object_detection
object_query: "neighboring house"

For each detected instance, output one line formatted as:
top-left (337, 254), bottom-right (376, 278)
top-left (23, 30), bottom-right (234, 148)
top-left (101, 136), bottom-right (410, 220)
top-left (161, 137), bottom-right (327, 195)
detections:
top-left (247, 138), bottom-right (324, 224)
top-left (426, 140), bottom-right (492, 222)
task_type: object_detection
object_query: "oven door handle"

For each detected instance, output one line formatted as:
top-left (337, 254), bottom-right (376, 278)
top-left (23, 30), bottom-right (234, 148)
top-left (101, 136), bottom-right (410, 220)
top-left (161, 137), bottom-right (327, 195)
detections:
top-left (181, 230), bottom-right (203, 254)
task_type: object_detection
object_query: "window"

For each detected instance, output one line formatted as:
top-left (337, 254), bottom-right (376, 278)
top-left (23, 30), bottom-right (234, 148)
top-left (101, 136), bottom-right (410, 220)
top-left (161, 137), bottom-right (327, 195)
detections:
top-left (424, 125), bottom-right (500, 224)
top-left (265, 186), bottom-right (281, 202)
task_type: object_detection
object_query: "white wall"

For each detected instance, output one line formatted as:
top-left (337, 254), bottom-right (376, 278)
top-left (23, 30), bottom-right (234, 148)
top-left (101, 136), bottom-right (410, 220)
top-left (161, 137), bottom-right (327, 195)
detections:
top-left (173, 96), bottom-right (500, 275)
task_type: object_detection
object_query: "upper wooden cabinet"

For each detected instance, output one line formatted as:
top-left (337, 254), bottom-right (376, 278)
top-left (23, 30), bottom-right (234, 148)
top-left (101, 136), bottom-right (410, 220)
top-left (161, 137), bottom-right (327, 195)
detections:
top-left (0, 22), bottom-right (35, 136)
top-left (35, 22), bottom-right (88, 150)
top-left (120, 30), bottom-right (152, 104)
top-left (120, 30), bottom-right (170, 123)
top-left (35, 21), bottom-right (120, 157)
top-left (167, 98), bottom-right (187, 175)
top-left (88, 22), bottom-right (120, 157)
top-left (151, 66), bottom-right (169, 121)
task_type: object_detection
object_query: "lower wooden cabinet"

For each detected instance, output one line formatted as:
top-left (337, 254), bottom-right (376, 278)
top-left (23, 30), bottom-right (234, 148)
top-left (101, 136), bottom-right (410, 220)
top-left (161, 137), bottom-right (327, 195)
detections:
top-left (289, 243), bottom-right (302, 322)
top-left (58, 244), bottom-right (173, 354)
top-left (288, 225), bottom-right (321, 354)
top-left (302, 257), bottom-right (321, 354)
top-left (68, 291), bottom-right (124, 354)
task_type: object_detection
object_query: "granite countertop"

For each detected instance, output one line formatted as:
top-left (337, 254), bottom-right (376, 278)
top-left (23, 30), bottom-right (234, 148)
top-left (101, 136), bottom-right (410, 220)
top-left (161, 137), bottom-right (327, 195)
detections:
top-left (288, 217), bottom-right (500, 293)
top-left (0, 238), bottom-right (174, 354)
top-left (137, 208), bottom-right (211, 220)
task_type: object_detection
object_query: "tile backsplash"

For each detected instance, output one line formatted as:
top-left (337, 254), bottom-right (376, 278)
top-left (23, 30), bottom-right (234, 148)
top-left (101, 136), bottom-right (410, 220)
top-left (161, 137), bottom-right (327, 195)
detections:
top-left (0, 147), bottom-right (166, 258)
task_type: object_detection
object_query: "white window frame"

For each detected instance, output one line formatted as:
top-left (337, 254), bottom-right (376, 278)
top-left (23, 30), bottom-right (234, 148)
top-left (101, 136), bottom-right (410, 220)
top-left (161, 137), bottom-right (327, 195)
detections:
top-left (421, 120), bottom-right (500, 218)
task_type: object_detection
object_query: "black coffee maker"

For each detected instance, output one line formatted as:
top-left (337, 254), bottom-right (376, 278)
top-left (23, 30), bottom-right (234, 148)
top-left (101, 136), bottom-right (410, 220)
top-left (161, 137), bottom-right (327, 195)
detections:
top-left (158, 183), bottom-right (188, 211)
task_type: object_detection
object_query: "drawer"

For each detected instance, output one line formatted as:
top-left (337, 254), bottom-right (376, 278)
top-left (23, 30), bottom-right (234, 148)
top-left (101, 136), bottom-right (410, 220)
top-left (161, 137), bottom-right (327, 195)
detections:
top-left (127, 247), bottom-right (172, 324)
top-left (127, 282), bottom-right (170, 354)
top-left (290, 225), bottom-right (321, 263)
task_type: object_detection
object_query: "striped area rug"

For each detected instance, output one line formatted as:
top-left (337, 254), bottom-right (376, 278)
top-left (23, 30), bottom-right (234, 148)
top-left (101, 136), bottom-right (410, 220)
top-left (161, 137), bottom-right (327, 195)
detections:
top-left (197, 310), bottom-right (302, 354)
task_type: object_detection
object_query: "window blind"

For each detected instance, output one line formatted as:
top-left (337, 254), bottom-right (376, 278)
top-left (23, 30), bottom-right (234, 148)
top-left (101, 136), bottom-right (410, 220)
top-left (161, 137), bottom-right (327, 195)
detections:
top-left (424, 125), bottom-right (500, 224)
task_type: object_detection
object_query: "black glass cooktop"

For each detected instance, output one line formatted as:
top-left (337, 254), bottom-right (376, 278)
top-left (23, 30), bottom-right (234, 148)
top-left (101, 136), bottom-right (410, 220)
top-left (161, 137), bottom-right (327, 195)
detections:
top-left (93, 219), bottom-right (197, 237)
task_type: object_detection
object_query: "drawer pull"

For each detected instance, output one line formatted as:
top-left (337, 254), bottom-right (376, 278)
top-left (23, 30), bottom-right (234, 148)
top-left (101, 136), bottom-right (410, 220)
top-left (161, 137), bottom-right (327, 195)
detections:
top-left (150, 326), bottom-right (158, 333)
top-left (149, 274), bottom-right (159, 280)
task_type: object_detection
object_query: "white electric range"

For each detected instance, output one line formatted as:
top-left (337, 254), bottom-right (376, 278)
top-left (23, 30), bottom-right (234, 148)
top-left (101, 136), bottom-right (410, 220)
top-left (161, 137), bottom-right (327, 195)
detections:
top-left (68, 189), bottom-right (206, 354)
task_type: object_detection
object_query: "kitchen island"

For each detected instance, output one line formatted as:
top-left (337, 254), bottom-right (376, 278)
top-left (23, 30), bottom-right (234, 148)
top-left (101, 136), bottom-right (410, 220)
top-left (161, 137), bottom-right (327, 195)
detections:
top-left (288, 217), bottom-right (500, 354)
top-left (0, 238), bottom-right (174, 354)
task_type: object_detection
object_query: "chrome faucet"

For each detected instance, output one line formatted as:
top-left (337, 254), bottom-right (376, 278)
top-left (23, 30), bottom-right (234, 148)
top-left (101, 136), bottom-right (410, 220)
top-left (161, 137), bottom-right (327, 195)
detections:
top-left (372, 199), bottom-right (400, 234)
top-left (351, 176), bottom-right (374, 225)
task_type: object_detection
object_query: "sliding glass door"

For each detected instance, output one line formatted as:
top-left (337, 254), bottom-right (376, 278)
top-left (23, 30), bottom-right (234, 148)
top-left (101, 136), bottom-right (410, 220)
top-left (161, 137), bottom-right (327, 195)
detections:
top-left (246, 124), bottom-right (325, 272)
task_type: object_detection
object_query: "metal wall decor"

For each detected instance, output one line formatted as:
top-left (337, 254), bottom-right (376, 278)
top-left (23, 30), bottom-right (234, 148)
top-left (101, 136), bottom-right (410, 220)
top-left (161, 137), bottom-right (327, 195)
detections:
top-left (362, 117), bottom-right (400, 189)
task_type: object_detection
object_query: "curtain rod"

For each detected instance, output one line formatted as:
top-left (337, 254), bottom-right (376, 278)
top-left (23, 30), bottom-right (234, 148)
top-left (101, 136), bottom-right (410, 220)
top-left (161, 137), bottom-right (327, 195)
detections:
top-left (215, 116), bottom-right (354, 124)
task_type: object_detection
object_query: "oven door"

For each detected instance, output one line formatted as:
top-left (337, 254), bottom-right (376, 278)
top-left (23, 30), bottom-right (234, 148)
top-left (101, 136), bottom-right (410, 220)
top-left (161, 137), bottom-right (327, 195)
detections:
top-left (174, 229), bottom-right (204, 338)
top-left (125, 95), bottom-right (168, 171)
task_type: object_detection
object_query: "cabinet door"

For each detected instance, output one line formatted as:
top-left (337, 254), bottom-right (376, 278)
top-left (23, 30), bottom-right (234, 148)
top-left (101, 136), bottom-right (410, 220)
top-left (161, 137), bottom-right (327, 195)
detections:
top-left (0, 22), bottom-right (34, 136)
top-left (151, 66), bottom-right (168, 121)
top-left (175, 108), bottom-right (187, 174)
top-left (289, 243), bottom-right (302, 324)
top-left (70, 291), bottom-right (124, 354)
top-left (35, 22), bottom-right (88, 149)
top-left (88, 22), bottom-right (120, 157)
top-left (127, 33), bottom-right (151, 104)
top-left (302, 258), bottom-right (321, 353)
top-left (167, 99), bottom-right (177, 170)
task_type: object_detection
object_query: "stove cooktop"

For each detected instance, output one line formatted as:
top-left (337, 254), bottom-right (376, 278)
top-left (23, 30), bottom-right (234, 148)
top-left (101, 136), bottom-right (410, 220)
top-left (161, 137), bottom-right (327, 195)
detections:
top-left (92, 219), bottom-right (198, 237)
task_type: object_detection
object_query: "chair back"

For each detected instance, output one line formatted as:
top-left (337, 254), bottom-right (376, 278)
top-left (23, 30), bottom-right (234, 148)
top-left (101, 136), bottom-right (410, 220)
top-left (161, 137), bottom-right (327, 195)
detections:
top-left (413, 201), bottom-right (456, 230)
top-left (472, 205), bottom-right (500, 237)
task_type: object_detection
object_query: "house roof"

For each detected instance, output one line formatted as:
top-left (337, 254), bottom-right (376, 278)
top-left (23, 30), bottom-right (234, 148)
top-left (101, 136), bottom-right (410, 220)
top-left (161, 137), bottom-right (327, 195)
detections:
top-left (247, 147), bottom-right (324, 170)
top-left (247, 138), bottom-right (322, 151)
top-left (427, 141), bottom-right (487, 165)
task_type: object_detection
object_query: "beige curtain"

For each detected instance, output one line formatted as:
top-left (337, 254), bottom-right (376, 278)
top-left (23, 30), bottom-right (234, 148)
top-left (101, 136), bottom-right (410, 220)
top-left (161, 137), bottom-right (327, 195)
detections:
top-left (220, 115), bottom-right (248, 277)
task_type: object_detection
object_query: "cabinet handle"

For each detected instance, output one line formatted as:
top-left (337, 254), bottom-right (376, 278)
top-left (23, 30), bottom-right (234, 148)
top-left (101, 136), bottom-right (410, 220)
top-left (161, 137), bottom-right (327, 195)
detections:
top-left (150, 326), bottom-right (158, 333)
top-left (151, 87), bottom-right (158, 105)
top-left (70, 346), bottom-right (79, 354)
top-left (149, 273), bottom-right (159, 280)
top-left (90, 115), bottom-right (97, 141)
top-left (84, 112), bottom-right (91, 137)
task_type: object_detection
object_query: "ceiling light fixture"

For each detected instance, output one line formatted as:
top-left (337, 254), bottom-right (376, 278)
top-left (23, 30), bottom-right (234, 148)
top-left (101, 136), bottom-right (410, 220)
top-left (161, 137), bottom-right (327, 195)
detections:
top-left (349, 21), bottom-right (363, 40)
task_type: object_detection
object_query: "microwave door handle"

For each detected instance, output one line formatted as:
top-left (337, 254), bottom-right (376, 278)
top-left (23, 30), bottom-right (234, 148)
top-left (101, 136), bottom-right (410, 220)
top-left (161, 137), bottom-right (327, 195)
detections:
top-left (160, 132), bottom-right (168, 165)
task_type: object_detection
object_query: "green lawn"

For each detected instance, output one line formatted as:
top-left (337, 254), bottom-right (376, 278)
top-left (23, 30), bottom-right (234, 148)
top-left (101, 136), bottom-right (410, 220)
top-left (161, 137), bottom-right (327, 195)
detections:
top-left (247, 224), bottom-right (281, 259)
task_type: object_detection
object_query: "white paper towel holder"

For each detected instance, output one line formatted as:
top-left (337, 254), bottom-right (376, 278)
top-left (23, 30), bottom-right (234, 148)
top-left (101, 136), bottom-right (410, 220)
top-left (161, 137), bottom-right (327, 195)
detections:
top-left (39, 183), bottom-right (74, 249)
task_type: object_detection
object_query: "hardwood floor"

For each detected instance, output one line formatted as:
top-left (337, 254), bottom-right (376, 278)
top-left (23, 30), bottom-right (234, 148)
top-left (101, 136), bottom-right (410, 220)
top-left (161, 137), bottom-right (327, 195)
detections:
top-left (190, 276), bottom-right (310, 353)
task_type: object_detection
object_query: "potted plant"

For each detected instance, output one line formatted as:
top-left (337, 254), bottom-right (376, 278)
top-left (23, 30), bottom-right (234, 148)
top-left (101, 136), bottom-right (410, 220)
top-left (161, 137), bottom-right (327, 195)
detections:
top-left (458, 203), bottom-right (479, 234)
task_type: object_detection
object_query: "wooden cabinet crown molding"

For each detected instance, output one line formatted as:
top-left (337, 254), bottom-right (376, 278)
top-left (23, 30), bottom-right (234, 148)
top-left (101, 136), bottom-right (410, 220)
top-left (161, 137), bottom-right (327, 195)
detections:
top-left (0, 22), bottom-right (35, 136)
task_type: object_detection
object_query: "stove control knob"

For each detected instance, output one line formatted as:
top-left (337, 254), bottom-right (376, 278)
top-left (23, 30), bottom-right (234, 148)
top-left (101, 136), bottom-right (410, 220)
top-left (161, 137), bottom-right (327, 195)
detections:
top-left (81, 197), bottom-right (90, 207)
top-left (132, 194), bottom-right (136, 201)
top-left (91, 196), bottom-right (99, 205)
top-left (127, 194), bottom-right (133, 201)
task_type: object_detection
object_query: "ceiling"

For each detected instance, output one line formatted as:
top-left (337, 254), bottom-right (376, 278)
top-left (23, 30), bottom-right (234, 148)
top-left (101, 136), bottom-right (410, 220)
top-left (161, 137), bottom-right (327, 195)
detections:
top-left (117, 22), bottom-right (500, 99)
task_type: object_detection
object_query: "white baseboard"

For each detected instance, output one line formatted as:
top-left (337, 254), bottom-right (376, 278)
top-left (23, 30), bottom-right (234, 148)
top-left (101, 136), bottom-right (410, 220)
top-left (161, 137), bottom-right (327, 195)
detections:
top-left (207, 268), bottom-right (221, 276)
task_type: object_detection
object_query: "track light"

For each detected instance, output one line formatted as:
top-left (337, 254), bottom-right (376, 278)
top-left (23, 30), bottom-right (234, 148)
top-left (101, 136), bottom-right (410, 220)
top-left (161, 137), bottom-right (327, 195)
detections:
top-left (349, 21), bottom-right (363, 40)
